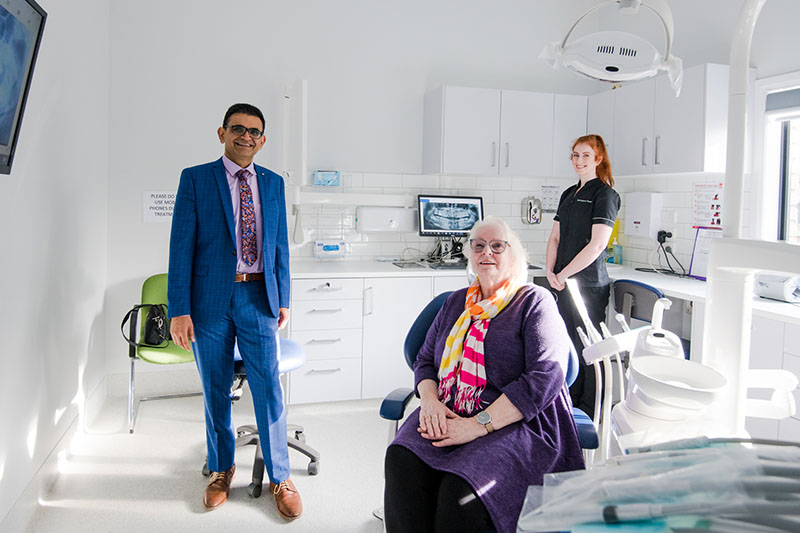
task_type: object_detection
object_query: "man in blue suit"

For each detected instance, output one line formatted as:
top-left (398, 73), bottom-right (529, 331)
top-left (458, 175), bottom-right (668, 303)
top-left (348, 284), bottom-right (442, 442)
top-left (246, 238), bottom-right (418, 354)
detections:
top-left (168, 103), bottom-right (301, 520)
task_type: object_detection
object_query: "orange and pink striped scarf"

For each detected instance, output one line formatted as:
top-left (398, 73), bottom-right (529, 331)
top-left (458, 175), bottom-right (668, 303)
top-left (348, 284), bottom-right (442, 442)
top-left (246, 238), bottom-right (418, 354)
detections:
top-left (437, 279), bottom-right (520, 414)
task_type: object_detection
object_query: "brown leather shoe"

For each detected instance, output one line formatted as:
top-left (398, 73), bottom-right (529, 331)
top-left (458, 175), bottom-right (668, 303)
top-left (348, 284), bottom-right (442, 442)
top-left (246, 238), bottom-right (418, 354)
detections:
top-left (203, 465), bottom-right (235, 509)
top-left (269, 479), bottom-right (302, 520)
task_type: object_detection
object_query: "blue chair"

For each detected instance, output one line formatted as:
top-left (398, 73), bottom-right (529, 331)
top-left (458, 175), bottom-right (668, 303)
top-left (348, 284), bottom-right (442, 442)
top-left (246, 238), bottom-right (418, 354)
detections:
top-left (612, 279), bottom-right (664, 326)
top-left (374, 291), bottom-right (598, 523)
top-left (203, 337), bottom-right (320, 498)
top-left (380, 291), bottom-right (599, 450)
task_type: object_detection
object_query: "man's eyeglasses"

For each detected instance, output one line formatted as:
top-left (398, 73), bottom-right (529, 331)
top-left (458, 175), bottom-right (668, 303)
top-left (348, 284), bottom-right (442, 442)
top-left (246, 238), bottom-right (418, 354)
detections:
top-left (226, 124), bottom-right (264, 139)
top-left (469, 239), bottom-right (509, 254)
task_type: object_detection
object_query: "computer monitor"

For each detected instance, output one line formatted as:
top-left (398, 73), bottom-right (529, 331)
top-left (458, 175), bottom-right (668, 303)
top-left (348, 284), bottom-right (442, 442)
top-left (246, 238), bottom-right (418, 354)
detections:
top-left (418, 194), bottom-right (483, 238)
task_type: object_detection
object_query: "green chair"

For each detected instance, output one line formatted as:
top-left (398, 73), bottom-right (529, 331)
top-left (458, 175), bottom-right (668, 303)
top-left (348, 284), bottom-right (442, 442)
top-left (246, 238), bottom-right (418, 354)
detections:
top-left (125, 273), bottom-right (199, 433)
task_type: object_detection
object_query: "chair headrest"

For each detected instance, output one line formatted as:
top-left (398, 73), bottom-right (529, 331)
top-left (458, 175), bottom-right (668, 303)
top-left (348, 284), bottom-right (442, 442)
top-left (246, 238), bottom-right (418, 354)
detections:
top-left (402, 291), bottom-right (452, 369)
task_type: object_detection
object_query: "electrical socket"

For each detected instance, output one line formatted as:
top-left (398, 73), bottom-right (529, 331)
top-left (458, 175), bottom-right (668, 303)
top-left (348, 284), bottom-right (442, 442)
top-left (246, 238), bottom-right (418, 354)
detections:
top-left (657, 230), bottom-right (672, 244)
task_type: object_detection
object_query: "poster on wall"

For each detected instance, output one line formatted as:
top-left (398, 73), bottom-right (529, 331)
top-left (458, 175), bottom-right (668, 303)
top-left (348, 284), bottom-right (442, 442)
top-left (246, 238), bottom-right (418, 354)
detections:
top-left (143, 191), bottom-right (175, 222)
top-left (540, 184), bottom-right (562, 213)
top-left (692, 182), bottom-right (723, 229)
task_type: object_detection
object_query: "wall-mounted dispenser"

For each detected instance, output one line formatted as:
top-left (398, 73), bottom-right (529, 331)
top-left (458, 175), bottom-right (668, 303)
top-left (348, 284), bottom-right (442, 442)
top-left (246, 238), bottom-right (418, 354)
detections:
top-left (521, 196), bottom-right (542, 225)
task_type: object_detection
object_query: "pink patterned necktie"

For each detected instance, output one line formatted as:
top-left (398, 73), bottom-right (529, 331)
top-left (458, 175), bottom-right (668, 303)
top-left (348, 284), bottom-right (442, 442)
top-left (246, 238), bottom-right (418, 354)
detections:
top-left (237, 169), bottom-right (257, 266)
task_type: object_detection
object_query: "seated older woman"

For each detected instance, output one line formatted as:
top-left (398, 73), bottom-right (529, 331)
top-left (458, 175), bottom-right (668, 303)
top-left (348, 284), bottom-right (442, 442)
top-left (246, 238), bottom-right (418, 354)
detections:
top-left (383, 216), bottom-right (585, 533)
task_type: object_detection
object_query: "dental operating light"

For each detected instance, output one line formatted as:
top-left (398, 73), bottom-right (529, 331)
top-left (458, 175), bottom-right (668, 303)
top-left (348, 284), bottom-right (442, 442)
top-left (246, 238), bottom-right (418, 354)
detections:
top-left (540, 0), bottom-right (683, 95)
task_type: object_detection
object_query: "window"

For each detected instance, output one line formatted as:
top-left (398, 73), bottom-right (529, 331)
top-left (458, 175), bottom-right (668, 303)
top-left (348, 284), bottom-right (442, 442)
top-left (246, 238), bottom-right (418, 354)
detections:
top-left (780, 119), bottom-right (800, 243)
top-left (765, 87), bottom-right (800, 243)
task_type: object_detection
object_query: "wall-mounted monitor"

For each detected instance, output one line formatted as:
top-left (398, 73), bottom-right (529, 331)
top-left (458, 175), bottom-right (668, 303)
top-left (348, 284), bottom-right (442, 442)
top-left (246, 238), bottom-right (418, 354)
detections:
top-left (418, 194), bottom-right (484, 238)
top-left (1, 0), bottom-right (47, 175)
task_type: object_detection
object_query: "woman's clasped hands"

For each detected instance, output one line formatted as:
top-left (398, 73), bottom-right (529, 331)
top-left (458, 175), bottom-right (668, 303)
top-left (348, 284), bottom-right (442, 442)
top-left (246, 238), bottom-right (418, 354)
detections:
top-left (417, 397), bottom-right (486, 447)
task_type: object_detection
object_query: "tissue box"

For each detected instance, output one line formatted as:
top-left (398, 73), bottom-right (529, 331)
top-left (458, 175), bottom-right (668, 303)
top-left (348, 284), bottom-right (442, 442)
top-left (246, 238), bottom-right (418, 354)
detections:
top-left (313, 170), bottom-right (340, 187)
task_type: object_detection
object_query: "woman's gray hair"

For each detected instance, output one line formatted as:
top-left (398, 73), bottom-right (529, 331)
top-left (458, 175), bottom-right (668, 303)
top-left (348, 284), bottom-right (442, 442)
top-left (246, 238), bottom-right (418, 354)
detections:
top-left (466, 216), bottom-right (529, 286)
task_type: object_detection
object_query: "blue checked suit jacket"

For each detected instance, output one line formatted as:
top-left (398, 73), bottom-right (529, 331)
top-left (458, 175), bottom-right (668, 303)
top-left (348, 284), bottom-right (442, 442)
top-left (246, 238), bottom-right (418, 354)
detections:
top-left (167, 158), bottom-right (290, 323)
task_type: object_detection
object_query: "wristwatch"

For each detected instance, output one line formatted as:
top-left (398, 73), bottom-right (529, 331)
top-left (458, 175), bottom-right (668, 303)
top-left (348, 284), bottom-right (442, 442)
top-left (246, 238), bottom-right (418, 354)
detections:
top-left (476, 411), bottom-right (494, 434)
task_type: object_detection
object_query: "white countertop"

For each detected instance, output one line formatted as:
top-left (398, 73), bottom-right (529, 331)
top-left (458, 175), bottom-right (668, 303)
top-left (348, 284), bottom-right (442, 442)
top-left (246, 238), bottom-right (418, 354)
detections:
top-left (606, 265), bottom-right (800, 325)
top-left (290, 259), bottom-right (469, 279)
top-left (289, 260), bottom-right (800, 324)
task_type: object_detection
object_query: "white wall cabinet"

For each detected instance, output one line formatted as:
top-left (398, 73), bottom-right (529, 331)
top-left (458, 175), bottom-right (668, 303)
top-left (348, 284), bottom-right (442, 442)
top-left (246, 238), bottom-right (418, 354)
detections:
top-left (552, 94), bottom-right (588, 177)
top-left (611, 63), bottom-right (730, 176)
top-left (423, 86), bottom-right (554, 176)
top-left (362, 277), bottom-right (432, 399)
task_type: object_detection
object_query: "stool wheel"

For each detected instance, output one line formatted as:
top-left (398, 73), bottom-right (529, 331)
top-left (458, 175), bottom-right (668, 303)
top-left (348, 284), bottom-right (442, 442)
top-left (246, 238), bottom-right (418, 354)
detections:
top-left (308, 461), bottom-right (319, 476)
top-left (202, 462), bottom-right (209, 476)
top-left (248, 482), bottom-right (262, 498)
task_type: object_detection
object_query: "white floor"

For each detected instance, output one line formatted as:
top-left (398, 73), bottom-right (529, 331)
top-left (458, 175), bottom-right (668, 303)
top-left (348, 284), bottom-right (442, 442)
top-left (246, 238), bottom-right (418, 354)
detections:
top-left (27, 391), bottom-right (392, 533)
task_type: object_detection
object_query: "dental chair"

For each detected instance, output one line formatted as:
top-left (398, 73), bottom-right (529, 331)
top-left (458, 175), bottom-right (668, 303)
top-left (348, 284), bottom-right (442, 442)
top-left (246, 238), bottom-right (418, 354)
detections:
top-left (374, 290), bottom-right (599, 521)
top-left (202, 338), bottom-right (320, 498)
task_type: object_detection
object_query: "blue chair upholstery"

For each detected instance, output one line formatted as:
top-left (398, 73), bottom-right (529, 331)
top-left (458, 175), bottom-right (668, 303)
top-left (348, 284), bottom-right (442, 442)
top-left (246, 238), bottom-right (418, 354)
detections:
top-left (612, 279), bottom-right (664, 323)
top-left (208, 338), bottom-right (320, 498)
top-left (379, 291), bottom-right (599, 450)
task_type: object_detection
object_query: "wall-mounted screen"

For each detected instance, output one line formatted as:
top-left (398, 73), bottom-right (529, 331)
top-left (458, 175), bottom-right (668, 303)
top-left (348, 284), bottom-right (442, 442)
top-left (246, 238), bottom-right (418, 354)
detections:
top-left (1, 0), bottom-right (47, 175)
top-left (418, 194), bottom-right (484, 238)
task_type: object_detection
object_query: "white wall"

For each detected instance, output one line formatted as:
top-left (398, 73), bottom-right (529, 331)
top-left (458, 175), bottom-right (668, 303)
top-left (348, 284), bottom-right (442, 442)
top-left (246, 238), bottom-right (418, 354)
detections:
top-left (0, 0), bottom-right (110, 527)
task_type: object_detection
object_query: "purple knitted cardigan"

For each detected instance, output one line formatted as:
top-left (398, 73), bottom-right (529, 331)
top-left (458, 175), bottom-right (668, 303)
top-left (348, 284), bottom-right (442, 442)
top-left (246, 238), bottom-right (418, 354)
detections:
top-left (389, 285), bottom-right (586, 533)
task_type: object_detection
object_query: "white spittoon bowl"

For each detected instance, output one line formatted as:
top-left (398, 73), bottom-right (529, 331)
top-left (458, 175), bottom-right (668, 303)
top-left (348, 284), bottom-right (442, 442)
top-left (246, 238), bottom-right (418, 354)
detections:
top-left (629, 355), bottom-right (727, 408)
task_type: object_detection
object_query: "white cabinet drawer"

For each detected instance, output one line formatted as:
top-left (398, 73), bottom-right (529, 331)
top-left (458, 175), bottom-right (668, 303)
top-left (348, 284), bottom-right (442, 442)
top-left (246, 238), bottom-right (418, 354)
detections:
top-left (289, 357), bottom-right (362, 404)
top-left (292, 329), bottom-right (362, 360)
top-left (292, 278), bottom-right (363, 301)
top-left (291, 299), bottom-right (363, 330)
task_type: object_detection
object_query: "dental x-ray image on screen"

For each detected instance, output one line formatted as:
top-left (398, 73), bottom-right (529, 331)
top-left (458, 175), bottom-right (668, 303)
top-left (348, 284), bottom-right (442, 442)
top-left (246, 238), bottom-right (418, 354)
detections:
top-left (418, 195), bottom-right (484, 237)
top-left (0, 0), bottom-right (47, 175)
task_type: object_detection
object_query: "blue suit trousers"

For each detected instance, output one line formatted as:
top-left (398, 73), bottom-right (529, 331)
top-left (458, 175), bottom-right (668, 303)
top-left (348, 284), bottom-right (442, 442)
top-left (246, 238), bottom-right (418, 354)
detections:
top-left (192, 281), bottom-right (290, 483)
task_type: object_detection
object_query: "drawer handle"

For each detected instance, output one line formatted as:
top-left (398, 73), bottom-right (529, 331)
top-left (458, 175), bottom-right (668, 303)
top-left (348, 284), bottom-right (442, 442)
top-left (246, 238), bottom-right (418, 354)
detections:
top-left (308, 368), bottom-right (342, 375)
top-left (309, 308), bottom-right (343, 314)
top-left (311, 282), bottom-right (343, 293)
top-left (308, 338), bottom-right (342, 344)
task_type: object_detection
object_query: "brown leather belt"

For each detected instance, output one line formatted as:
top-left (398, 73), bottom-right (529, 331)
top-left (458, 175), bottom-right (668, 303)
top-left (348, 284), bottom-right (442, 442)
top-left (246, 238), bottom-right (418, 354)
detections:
top-left (235, 272), bottom-right (265, 282)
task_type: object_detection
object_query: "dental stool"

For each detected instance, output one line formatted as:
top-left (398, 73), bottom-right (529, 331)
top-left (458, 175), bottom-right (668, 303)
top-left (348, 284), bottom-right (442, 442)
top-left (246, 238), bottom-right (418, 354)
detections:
top-left (202, 337), bottom-right (320, 498)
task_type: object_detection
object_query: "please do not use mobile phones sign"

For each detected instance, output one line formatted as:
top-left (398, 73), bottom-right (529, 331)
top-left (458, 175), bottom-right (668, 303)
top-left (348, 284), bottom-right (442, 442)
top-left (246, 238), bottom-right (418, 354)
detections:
top-left (143, 191), bottom-right (176, 223)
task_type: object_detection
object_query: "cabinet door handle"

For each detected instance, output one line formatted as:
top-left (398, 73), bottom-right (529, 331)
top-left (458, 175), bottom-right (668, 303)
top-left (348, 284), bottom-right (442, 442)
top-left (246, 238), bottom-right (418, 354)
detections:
top-left (490, 142), bottom-right (496, 168)
top-left (641, 137), bottom-right (648, 166)
top-left (308, 338), bottom-right (342, 344)
top-left (505, 142), bottom-right (510, 168)
top-left (308, 368), bottom-right (342, 375)
top-left (309, 308), bottom-right (342, 314)
top-left (654, 135), bottom-right (661, 166)
top-left (311, 282), bottom-right (342, 292)
top-left (364, 287), bottom-right (374, 316)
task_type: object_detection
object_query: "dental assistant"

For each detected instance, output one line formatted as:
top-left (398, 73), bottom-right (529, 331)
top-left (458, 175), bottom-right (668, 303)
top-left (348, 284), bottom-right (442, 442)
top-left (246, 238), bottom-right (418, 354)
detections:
top-left (545, 134), bottom-right (620, 418)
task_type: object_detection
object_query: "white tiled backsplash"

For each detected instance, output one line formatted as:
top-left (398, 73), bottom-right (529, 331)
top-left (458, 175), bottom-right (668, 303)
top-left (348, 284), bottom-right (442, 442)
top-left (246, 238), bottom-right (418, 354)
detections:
top-left (290, 171), bottom-right (755, 272)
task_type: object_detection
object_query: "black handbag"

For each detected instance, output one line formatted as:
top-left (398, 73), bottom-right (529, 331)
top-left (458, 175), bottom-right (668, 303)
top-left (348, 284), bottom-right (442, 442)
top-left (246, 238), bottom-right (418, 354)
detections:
top-left (121, 303), bottom-right (171, 348)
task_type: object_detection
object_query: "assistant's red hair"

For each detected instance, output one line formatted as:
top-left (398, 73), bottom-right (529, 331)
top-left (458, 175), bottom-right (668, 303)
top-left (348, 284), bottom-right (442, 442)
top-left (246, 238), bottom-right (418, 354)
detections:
top-left (572, 134), bottom-right (614, 187)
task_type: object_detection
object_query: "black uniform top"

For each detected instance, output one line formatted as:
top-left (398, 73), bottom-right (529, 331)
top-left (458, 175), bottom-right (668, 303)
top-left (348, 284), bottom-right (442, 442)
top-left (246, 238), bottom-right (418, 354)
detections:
top-left (553, 178), bottom-right (620, 288)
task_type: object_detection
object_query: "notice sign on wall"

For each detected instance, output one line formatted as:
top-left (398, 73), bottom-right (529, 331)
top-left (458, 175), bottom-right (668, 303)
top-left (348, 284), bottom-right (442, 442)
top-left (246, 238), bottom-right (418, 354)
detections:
top-left (143, 191), bottom-right (176, 222)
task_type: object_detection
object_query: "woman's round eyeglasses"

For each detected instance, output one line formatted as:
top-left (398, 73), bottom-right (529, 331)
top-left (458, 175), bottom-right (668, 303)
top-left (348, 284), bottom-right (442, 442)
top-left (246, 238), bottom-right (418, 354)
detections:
top-left (469, 239), bottom-right (509, 254)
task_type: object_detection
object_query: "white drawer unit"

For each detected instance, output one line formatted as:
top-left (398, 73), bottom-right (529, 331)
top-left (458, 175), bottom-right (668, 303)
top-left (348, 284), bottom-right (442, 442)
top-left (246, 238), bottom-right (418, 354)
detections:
top-left (291, 299), bottom-right (363, 331)
top-left (289, 277), bottom-right (364, 404)
top-left (289, 357), bottom-right (362, 404)
top-left (291, 329), bottom-right (363, 360)
top-left (292, 278), bottom-right (363, 301)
